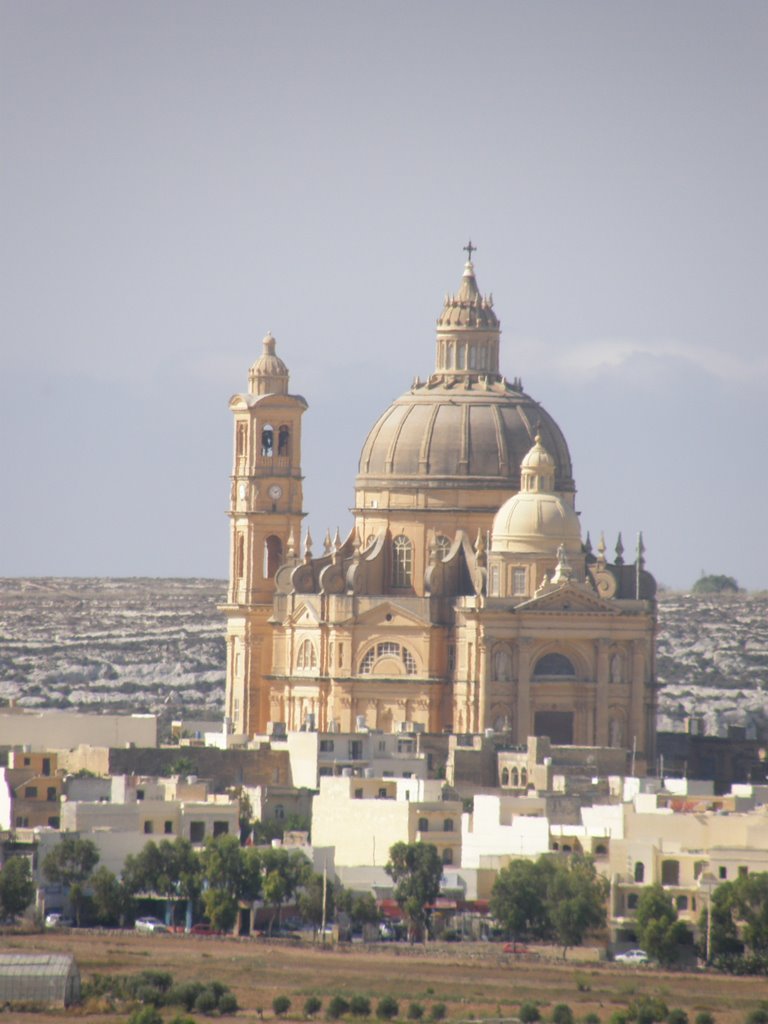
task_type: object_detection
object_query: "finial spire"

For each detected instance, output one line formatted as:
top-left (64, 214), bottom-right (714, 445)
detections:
top-left (463, 239), bottom-right (476, 262)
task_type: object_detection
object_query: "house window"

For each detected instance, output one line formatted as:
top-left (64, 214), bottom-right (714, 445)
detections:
top-left (443, 819), bottom-right (454, 832)
top-left (392, 535), bottom-right (413, 588)
top-left (274, 805), bottom-right (285, 820)
top-left (47, 787), bottom-right (57, 802)
top-left (190, 821), bottom-right (205, 843)
top-left (512, 567), bottom-right (527, 595)
top-left (378, 787), bottom-right (388, 799)
top-left (24, 786), bottom-right (38, 798)
top-left (144, 821), bottom-right (153, 834)
top-left (739, 866), bottom-right (749, 878)
top-left (634, 862), bottom-right (645, 883)
top-left (42, 758), bottom-right (51, 776)
top-left (511, 767), bottom-right (519, 787)
top-left (319, 740), bottom-right (335, 753)
top-left (164, 821), bottom-right (173, 835)
top-left (661, 860), bottom-right (680, 886)
top-left (47, 816), bottom-right (59, 828)
top-left (442, 848), bottom-right (453, 865)
top-left (627, 893), bottom-right (639, 910)
top-left (719, 866), bottom-right (727, 879)
top-left (501, 767), bottom-right (509, 785)
top-left (354, 788), bottom-right (363, 799)
top-left (213, 821), bottom-right (229, 837)
top-left (15, 816), bottom-right (28, 827)
top-left (676, 895), bottom-right (688, 911)
top-left (418, 818), bottom-right (429, 832)
top-left (23, 757), bottom-right (30, 766)
top-left (136, 789), bottom-right (145, 801)
top-left (520, 768), bottom-right (528, 787)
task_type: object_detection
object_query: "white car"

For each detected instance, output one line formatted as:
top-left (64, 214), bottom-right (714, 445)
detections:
top-left (44, 912), bottom-right (71, 928)
top-left (614, 948), bottom-right (649, 965)
top-left (134, 916), bottom-right (169, 934)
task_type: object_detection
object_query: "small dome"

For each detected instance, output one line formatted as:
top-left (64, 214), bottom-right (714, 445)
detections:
top-left (249, 333), bottom-right (289, 395)
top-left (491, 437), bottom-right (581, 555)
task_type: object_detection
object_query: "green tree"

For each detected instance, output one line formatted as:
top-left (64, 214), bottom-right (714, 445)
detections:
top-left (732, 872), bottom-right (768, 953)
top-left (692, 575), bottom-right (739, 595)
top-left (91, 865), bottom-right (133, 927)
top-left (273, 995), bottom-right (292, 1017)
top-left (42, 835), bottom-right (100, 926)
top-left (299, 872), bottom-right (336, 934)
top-left (490, 858), bottom-right (554, 942)
top-left (385, 841), bottom-right (443, 942)
top-left (635, 884), bottom-right (688, 966)
top-left (305, 996), bottom-right (323, 1018)
top-left (546, 855), bottom-right (608, 959)
top-left (261, 848), bottom-right (312, 935)
top-left (697, 881), bottom-right (740, 959)
top-left (0, 855), bottom-right (35, 922)
top-left (123, 838), bottom-right (202, 927)
top-left (376, 996), bottom-right (399, 1020)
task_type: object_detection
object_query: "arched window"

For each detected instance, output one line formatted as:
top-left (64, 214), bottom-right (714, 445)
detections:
top-left (296, 639), bottom-right (317, 671)
top-left (634, 861), bottom-right (645, 883)
top-left (278, 425), bottom-right (290, 456)
top-left (520, 768), bottom-right (528, 787)
top-left (261, 424), bottom-right (274, 456)
top-left (392, 535), bottom-right (413, 588)
top-left (501, 767), bottom-right (509, 786)
top-left (236, 535), bottom-right (245, 579)
top-left (443, 819), bottom-right (454, 832)
top-left (533, 653), bottom-right (576, 677)
top-left (595, 844), bottom-right (608, 856)
top-left (263, 535), bottom-right (283, 579)
top-left (418, 817), bottom-right (429, 833)
top-left (511, 767), bottom-right (519, 787)
top-left (359, 641), bottom-right (417, 676)
top-left (489, 564), bottom-right (500, 596)
top-left (442, 848), bottom-right (453, 865)
top-left (236, 422), bottom-right (247, 456)
top-left (434, 534), bottom-right (451, 560)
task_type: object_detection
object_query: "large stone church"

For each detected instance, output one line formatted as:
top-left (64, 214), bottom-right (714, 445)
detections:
top-left (222, 253), bottom-right (657, 768)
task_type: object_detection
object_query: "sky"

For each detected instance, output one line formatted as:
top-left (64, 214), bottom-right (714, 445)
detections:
top-left (2, 1), bottom-right (767, 590)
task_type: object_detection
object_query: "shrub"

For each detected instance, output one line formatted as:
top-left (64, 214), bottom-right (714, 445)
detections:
top-left (377, 996), bottom-right (400, 1020)
top-left (574, 974), bottom-right (591, 994)
top-left (168, 982), bottom-right (205, 1011)
top-left (328, 996), bottom-right (351, 1019)
top-left (630, 998), bottom-right (668, 1024)
top-left (695, 1015), bottom-right (715, 1024)
top-left (584, 1015), bottom-right (600, 1024)
top-left (553, 1007), bottom-right (575, 1024)
top-left (409, 1004), bottom-right (425, 1020)
top-left (219, 992), bottom-right (239, 1015)
top-left (274, 996), bottom-right (293, 1018)
top-left (609, 1013), bottom-right (629, 1024)
top-left (128, 1008), bottom-right (163, 1024)
top-left (169, 1016), bottom-right (196, 1024)
top-left (520, 1004), bottom-right (541, 1023)
top-left (667, 1012), bottom-right (688, 1024)
top-left (745, 1011), bottom-right (768, 1024)
top-left (194, 988), bottom-right (219, 1015)
top-left (305, 997), bottom-right (323, 1018)
top-left (351, 996), bottom-right (372, 1017)
top-left (430, 1005), bottom-right (446, 1022)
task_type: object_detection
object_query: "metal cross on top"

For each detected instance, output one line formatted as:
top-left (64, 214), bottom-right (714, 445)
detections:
top-left (463, 240), bottom-right (476, 261)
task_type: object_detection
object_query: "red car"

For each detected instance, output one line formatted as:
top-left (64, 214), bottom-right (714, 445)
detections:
top-left (189, 923), bottom-right (223, 936)
top-left (502, 943), bottom-right (539, 960)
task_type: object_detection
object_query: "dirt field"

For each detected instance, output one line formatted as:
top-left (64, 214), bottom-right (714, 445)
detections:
top-left (3, 930), bottom-right (767, 1024)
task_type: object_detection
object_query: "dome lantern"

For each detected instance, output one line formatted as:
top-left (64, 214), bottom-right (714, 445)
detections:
top-left (435, 245), bottom-right (501, 379)
top-left (248, 332), bottom-right (290, 396)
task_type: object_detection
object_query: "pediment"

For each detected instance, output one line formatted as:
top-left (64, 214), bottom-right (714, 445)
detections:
top-left (516, 581), bottom-right (619, 614)
top-left (341, 600), bottom-right (430, 629)
top-left (286, 602), bottom-right (322, 627)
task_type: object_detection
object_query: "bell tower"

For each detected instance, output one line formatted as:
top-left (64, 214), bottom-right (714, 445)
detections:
top-left (223, 332), bottom-right (307, 736)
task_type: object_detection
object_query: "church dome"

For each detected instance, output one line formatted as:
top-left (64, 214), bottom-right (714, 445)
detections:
top-left (249, 333), bottom-right (289, 395)
top-left (356, 256), bottom-right (574, 499)
top-left (491, 436), bottom-right (581, 555)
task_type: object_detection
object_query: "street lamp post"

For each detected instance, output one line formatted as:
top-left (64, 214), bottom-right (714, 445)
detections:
top-left (698, 872), bottom-right (717, 965)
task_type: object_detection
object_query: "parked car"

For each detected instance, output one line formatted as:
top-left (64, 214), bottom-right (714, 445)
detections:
top-left (134, 916), bottom-right (169, 934)
top-left (614, 948), bottom-right (649, 965)
top-left (189, 922), bottom-right (223, 936)
top-left (502, 943), bottom-right (539, 960)
top-left (44, 912), bottom-right (72, 929)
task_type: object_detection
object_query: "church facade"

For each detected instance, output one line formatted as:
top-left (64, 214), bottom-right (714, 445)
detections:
top-left (222, 255), bottom-right (657, 769)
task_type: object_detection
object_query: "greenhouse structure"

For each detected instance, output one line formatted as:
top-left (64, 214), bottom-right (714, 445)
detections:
top-left (0, 953), bottom-right (80, 1007)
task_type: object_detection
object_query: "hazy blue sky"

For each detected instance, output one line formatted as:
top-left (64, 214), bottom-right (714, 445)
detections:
top-left (2, 1), bottom-right (767, 589)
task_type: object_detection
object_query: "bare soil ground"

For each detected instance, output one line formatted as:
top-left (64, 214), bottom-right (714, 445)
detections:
top-left (2, 930), bottom-right (767, 1024)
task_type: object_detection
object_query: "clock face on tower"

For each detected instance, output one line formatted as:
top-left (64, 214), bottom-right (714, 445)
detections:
top-left (268, 484), bottom-right (283, 501)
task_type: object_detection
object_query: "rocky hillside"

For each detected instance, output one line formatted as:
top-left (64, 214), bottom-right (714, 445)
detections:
top-left (1, 579), bottom-right (767, 738)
